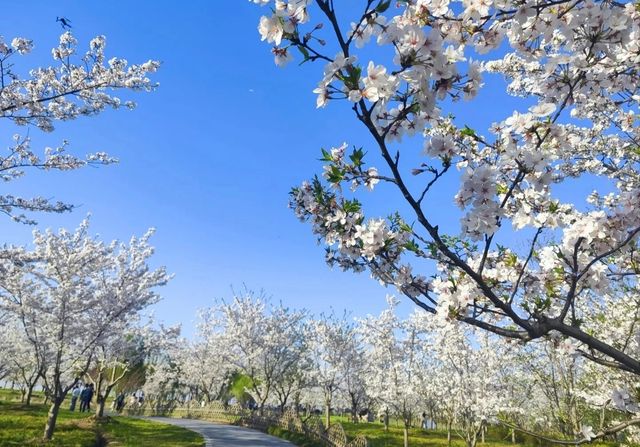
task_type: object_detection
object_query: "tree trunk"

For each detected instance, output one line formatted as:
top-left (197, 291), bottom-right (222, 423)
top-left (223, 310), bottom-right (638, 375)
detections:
top-left (25, 383), bottom-right (35, 406)
top-left (481, 424), bottom-right (485, 444)
top-left (404, 426), bottom-right (409, 447)
top-left (511, 428), bottom-right (516, 444)
top-left (466, 431), bottom-right (478, 447)
top-left (325, 399), bottom-right (331, 428)
top-left (96, 384), bottom-right (114, 418)
top-left (293, 394), bottom-right (300, 416)
top-left (447, 421), bottom-right (452, 447)
top-left (43, 399), bottom-right (62, 440)
top-left (96, 397), bottom-right (107, 418)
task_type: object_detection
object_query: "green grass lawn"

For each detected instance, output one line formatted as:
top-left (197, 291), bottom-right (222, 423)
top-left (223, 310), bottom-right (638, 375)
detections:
top-left (334, 417), bottom-right (620, 447)
top-left (339, 418), bottom-right (512, 447)
top-left (0, 388), bottom-right (46, 405)
top-left (99, 417), bottom-right (203, 447)
top-left (0, 401), bottom-right (97, 447)
top-left (0, 397), bottom-right (204, 447)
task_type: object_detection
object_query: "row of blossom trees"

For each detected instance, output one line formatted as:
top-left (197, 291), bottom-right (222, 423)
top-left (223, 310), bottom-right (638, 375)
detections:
top-left (141, 291), bottom-right (638, 447)
top-left (0, 28), bottom-right (161, 441)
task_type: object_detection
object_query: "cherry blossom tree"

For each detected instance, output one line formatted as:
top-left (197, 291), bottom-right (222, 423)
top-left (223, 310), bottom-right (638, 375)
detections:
top-left (272, 349), bottom-right (311, 413)
top-left (0, 317), bottom-right (44, 404)
top-left (201, 291), bottom-right (307, 413)
top-left (180, 313), bottom-right (233, 404)
top-left (85, 323), bottom-right (170, 418)
top-left (517, 341), bottom-right (587, 438)
top-left (87, 338), bottom-right (135, 417)
top-left (359, 296), bottom-right (428, 447)
top-left (307, 312), bottom-right (358, 427)
top-left (422, 315), bottom-right (514, 447)
top-left (249, 0), bottom-right (640, 435)
top-left (0, 32), bottom-right (158, 224)
top-left (338, 325), bottom-right (369, 423)
top-left (142, 331), bottom-right (189, 409)
top-left (0, 220), bottom-right (169, 440)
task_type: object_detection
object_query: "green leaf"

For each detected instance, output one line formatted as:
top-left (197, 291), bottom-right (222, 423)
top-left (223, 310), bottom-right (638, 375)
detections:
top-left (320, 148), bottom-right (332, 162)
top-left (505, 252), bottom-right (518, 268)
top-left (460, 125), bottom-right (476, 137)
top-left (399, 222), bottom-right (412, 233)
top-left (403, 240), bottom-right (420, 253)
top-left (376, 0), bottom-right (391, 13)
top-left (327, 166), bottom-right (344, 184)
top-left (343, 199), bottom-right (362, 213)
top-left (349, 147), bottom-right (365, 167)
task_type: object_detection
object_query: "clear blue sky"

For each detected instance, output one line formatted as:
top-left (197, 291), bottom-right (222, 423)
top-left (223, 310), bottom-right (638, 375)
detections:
top-left (1, 1), bottom-right (602, 336)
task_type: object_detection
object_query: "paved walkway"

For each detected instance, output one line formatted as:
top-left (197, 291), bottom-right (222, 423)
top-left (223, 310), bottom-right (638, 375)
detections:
top-left (146, 417), bottom-right (295, 447)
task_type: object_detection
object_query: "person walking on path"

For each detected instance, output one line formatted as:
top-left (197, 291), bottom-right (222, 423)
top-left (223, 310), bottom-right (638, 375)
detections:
top-left (69, 384), bottom-right (81, 411)
top-left (115, 392), bottom-right (126, 413)
top-left (80, 383), bottom-right (94, 412)
top-left (134, 389), bottom-right (145, 405)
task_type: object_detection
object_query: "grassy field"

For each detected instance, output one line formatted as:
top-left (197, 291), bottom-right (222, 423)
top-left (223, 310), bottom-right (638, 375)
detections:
top-left (339, 419), bottom-right (515, 447)
top-left (0, 390), bottom-right (204, 447)
top-left (99, 417), bottom-right (203, 447)
top-left (0, 389), bottom-right (620, 447)
top-left (334, 417), bottom-right (619, 447)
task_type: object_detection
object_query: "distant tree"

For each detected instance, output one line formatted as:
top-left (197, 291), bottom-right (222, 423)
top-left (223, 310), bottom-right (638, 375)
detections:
top-left (307, 312), bottom-right (358, 428)
top-left (359, 296), bottom-right (428, 447)
top-left (421, 315), bottom-right (514, 447)
top-left (0, 317), bottom-right (44, 404)
top-left (203, 291), bottom-right (307, 413)
top-left (180, 312), bottom-right (233, 404)
top-left (86, 323), bottom-right (173, 418)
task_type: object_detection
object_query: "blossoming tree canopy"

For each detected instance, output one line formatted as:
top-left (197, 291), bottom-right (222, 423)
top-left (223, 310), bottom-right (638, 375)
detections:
top-left (0, 219), bottom-right (170, 439)
top-left (250, 1), bottom-right (640, 374)
top-left (197, 292), bottom-right (308, 412)
top-left (0, 32), bottom-right (159, 224)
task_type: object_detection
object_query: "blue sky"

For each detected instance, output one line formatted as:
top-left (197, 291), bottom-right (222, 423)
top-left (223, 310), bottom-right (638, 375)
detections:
top-left (1, 1), bottom-right (602, 335)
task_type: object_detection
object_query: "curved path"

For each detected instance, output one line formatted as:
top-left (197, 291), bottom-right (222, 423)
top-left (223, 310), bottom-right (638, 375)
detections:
top-left (146, 416), bottom-right (295, 447)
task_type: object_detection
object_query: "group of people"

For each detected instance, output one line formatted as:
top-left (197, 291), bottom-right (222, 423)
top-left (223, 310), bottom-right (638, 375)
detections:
top-left (69, 383), bottom-right (94, 412)
top-left (69, 383), bottom-right (144, 414)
